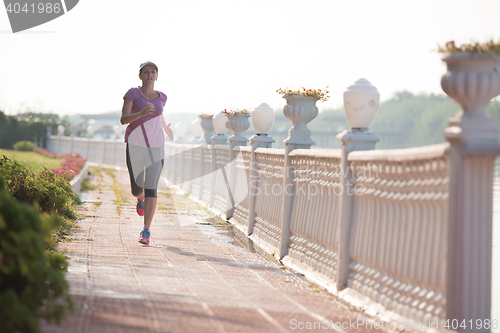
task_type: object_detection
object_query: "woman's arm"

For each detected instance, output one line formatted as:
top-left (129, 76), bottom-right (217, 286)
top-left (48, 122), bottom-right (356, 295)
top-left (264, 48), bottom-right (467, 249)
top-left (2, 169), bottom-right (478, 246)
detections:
top-left (161, 114), bottom-right (174, 141)
top-left (120, 98), bottom-right (155, 125)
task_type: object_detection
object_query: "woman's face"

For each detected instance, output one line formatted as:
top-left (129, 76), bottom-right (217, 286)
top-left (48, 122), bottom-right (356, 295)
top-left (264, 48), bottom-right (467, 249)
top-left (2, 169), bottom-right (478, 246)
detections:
top-left (139, 65), bottom-right (158, 84)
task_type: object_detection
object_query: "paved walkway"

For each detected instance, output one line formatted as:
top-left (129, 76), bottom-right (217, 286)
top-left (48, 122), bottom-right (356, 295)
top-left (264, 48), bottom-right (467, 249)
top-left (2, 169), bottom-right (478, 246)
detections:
top-left (41, 167), bottom-right (394, 333)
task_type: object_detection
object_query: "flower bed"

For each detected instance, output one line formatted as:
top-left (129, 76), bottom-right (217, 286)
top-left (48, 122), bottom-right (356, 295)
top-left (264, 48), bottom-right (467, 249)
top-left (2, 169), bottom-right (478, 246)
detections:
top-left (438, 39), bottom-right (500, 54)
top-left (222, 108), bottom-right (250, 115)
top-left (277, 86), bottom-right (330, 102)
top-left (34, 147), bottom-right (86, 181)
top-left (34, 147), bottom-right (62, 159)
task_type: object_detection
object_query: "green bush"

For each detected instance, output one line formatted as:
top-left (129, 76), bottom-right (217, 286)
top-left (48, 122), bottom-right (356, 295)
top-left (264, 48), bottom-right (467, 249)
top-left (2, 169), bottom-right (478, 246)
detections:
top-left (0, 156), bottom-right (74, 215)
top-left (14, 141), bottom-right (36, 152)
top-left (0, 174), bottom-right (74, 332)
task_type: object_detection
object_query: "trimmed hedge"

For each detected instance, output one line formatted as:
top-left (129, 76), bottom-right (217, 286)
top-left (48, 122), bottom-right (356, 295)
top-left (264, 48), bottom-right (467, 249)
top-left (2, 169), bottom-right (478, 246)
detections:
top-left (14, 141), bottom-right (36, 151)
top-left (0, 156), bottom-right (75, 215)
top-left (0, 174), bottom-right (74, 332)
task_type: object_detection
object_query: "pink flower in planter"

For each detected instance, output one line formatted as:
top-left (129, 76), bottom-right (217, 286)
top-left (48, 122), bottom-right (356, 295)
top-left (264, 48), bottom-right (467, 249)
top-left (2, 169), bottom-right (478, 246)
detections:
top-left (47, 152), bottom-right (86, 181)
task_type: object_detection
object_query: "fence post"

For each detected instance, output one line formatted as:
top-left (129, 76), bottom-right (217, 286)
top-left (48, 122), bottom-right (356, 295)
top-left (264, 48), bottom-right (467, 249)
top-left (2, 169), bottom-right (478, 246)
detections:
top-left (102, 126), bottom-right (110, 164)
top-left (210, 134), bottom-right (228, 207)
top-left (45, 126), bottom-right (52, 149)
top-left (278, 95), bottom-right (319, 259)
top-left (70, 126), bottom-right (77, 153)
top-left (199, 116), bottom-right (213, 202)
top-left (336, 130), bottom-right (379, 291)
top-left (113, 125), bottom-right (121, 166)
top-left (335, 79), bottom-right (380, 291)
top-left (190, 118), bottom-right (203, 196)
top-left (225, 113), bottom-right (250, 219)
top-left (441, 53), bottom-right (500, 330)
top-left (169, 144), bottom-right (177, 186)
top-left (57, 125), bottom-right (65, 155)
top-left (85, 125), bottom-right (93, 161)
top-left (248, 134), bottom-right (274, 235)
top-left (248, 103), bottom-right (276, 235)
top-left (210, 113), bottom-right (228, 208)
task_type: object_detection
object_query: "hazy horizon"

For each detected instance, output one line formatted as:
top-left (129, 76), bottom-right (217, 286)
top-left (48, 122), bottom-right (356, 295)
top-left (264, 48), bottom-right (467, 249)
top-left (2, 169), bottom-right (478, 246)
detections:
top-left (1, 0), bottom-right (499, 117)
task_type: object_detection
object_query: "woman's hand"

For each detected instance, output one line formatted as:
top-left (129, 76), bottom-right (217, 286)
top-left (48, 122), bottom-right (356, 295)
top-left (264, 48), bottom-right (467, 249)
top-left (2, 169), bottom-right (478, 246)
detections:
top-left (164, 123), bottom-right (174, 141)
top-left (141, 103), bottom-right (155, 117)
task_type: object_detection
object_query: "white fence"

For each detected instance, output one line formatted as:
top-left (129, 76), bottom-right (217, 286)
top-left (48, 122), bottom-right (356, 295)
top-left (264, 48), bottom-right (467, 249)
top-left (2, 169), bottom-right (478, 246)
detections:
top-left (161, 135), bottom-right (495, 330)
top-left (46, 129), bottom-right (495, 329)
top-left (47, 136), bottom-right (127, 169)
top-left (46, 71), bottom-right (500, 333)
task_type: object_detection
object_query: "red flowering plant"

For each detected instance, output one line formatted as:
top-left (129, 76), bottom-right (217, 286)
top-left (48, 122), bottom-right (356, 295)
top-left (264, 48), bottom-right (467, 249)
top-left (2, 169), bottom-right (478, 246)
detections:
top-left (33, 147), bottom-right (86, 181)
top-left (438, 39), bottom-right (500, 54)
top-left (222, 108), bottom-right (250, 115)
top-left (50, 167), bottom-right (77, 181)
top-left (52, 153), bottom-right (86, 181)
top-left (277, 86), bottom-right (330, 102)
top-left (34, 146), bottom-right (63, 159)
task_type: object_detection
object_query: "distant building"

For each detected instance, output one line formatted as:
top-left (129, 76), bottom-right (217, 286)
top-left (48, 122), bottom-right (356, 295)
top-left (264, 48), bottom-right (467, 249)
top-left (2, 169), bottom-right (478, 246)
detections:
top-left (74, 111), bottom-right (122, 139)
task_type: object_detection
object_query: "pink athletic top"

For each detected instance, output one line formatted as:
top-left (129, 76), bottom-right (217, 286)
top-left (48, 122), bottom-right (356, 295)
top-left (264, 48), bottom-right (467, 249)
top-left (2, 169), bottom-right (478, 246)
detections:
top-left (123, 87), bottom-right (167, 148)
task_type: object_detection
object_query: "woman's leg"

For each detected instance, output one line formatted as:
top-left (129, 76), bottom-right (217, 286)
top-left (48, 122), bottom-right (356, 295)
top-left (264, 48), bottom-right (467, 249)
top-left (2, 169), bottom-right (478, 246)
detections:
top-left (143, 196), bottom-right (157, 229)
top-left (143, 152), bottom-right (165, 229)
top-left (126, 144), bottom-right (145, 198)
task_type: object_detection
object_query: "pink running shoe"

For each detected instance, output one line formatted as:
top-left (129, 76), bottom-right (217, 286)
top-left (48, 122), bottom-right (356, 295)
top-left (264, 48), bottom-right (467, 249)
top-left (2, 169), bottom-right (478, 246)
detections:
top-left (136, 199), bottom-right (144, 216)
top-left (139, 227), bottom-right (150, 245)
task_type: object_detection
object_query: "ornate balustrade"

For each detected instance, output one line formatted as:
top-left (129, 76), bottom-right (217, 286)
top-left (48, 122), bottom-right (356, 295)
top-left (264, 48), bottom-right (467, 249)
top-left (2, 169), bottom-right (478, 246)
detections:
top-left (47, 120), bottom-right (496, 331)
top-left (200, 145), bottom-right (212, 205)
top-left (230, 146), bottom-right (251, 228)
top-left (46, 58), bottom-right (500, 331)
top-left (347, 143), bottom-right (449, 322)
top-left (47, 135), bottom-right (127, 168)
top-left (212, 144), bottom-right (230, 215)
top-left (250, 148), bottom-right (285, 252)
top-left (286, 149), bottom-right (343, 285)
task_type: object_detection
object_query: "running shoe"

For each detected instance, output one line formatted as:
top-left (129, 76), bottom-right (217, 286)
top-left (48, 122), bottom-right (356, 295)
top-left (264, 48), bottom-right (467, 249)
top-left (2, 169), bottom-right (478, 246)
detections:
top-left (139, 227), bottom-right (150, 245)
top-left (136, 199), bottom-right (144, 216)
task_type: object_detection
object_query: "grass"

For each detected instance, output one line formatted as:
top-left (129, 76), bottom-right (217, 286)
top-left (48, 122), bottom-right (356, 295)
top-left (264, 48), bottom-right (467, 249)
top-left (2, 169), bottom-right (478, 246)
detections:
top-left (98, 166), bottom-right (128, 216)
top-left (54, 217), bottom-right (79, 243)
top-left (307, 284), bottom-right (323, 293)
top-left (81, 178), bottom-right (96, 191)
top-left (214, 221), bottom-right (231, 228)
top-left (0, 148), bottom-right (63, 172)
top-left (111, 175), bottom-right (127, 216)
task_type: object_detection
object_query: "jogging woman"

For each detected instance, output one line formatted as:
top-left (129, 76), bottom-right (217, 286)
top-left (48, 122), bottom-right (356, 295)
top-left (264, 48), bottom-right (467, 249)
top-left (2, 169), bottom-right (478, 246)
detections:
top-left (120, 61), bottom-right (173, 245)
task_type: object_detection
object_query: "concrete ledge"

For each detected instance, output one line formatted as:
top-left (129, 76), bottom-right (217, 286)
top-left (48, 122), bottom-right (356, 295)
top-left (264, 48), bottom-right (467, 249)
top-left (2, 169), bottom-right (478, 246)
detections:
top-left (348, 142), bottom-right (449, 162)
top-left (70, 161), bottom-right (89, 193)
top-left (72, 162), bottom-right (128, 193)
top-left (281, 255), bottom-right (338, 294)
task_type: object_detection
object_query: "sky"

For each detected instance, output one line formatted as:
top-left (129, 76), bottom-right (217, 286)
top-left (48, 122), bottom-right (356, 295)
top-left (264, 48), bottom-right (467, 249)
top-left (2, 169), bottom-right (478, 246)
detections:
top-left (0, 0), bottom-right (499, 117)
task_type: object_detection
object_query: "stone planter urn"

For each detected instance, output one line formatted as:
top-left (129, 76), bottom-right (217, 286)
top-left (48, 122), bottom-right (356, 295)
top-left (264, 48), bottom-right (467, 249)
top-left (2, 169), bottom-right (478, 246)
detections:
top-left (441, 52), bottom-right (500, 144)
top-left (282, 95), bottom-right (319, 146)
top-left (226, 113), bottom-right (251, 145)
top-left (343, 78), bottom-right (379, 129)
top-left (199, 115), bottom-right (214, 144)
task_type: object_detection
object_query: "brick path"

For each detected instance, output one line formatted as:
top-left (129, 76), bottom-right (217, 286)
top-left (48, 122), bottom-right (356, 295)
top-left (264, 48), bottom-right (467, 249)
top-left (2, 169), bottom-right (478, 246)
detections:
top-left (41, 167), bottom-right (393, 333)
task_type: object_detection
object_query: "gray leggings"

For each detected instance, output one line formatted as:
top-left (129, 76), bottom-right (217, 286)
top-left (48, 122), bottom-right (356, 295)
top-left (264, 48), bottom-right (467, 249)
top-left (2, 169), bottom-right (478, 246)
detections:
top-left (126, 144), bottom-right (164, 198)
